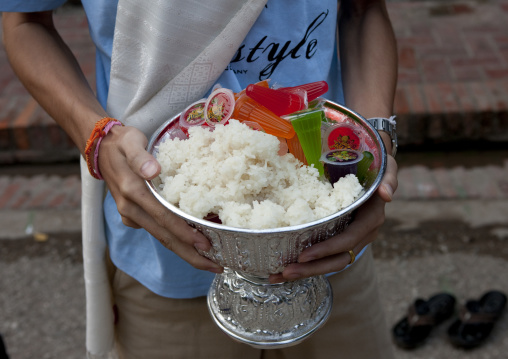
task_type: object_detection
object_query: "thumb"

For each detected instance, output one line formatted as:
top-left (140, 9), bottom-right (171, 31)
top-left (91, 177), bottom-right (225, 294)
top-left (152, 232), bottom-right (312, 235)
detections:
top-left (121, 128), bottom-right (162, 180)
top-left (139, 158), bottom-right (161, 180)
top-left (377, 155), bottom-right (398, 203)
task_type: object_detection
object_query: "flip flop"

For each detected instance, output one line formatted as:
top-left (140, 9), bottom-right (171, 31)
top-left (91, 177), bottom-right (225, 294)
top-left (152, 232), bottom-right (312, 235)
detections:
top-left (448, 290), bottom-right (507, 349)
top-left (392, 293), bottom-right (456, 349)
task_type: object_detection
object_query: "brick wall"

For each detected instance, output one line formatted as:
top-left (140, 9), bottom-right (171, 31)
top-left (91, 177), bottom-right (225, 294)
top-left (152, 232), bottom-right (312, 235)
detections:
top-left (1, 2), bottom-right (508, 164)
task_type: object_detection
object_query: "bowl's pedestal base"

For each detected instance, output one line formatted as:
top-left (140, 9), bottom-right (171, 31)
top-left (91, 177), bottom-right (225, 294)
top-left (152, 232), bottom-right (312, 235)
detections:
top-left (207, 268), bottom-right (333, 349)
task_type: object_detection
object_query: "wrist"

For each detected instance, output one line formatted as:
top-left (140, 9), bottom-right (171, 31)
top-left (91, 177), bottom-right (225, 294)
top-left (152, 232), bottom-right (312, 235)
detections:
top-left (366, 116), bottom-right (397, 157)
top-left (85, 117), bottom-right (124, 179)
top-left (378, 131), bottom-right (393, 154)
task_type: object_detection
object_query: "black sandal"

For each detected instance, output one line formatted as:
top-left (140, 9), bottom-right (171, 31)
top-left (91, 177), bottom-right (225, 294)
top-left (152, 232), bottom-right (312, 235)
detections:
top-left (392, 293), bottom-right (456, 349)
top-left (448, 290), bottom-right (507, 349)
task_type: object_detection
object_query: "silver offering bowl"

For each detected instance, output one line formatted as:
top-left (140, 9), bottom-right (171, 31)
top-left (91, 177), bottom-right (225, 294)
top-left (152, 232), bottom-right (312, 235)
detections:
top-left (146, 100), bottom-right (386, 348)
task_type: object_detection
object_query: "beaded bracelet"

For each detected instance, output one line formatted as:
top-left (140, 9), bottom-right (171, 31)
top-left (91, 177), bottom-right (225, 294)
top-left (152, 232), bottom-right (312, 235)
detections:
top-left (84, 117), bottom-right (123, 180)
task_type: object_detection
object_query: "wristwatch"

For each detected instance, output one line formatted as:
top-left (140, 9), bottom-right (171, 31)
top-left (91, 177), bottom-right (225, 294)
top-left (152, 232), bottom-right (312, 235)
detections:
top-left (367, 117), bottom-right (397, 158)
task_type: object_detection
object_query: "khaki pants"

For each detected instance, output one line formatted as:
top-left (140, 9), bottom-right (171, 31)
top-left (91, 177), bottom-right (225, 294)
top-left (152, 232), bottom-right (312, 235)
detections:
top-left (112, 246), bottom-right (395, 359)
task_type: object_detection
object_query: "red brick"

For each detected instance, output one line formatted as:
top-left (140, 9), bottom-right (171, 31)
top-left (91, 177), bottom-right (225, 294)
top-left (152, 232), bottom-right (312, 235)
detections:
top-left (501, 49), bottom-right (508, 64)
top-left (493, 35), bottom-right (508, 50)
top-left (399, 46), bottom-right (416, 69)
top-left (436, 83), bottom-right (461, 113)
top-left (406, 84), bottom-right (427, 114)
top-left (485, 68), bottom-right (508, 79)
top-left (0, 177), bottom-right (11, 208)
top-left (451, 4), bottom-right (474, 15)
top-left (48, 193), bottom-right (67, 208)
top-left (394, 88), bottom-right (410, 115)
top-left (422, 84), bottom-right (444, 114)
top-left (465, 35), bottom-right (497, 59)
top-left (450, 56), bottom-right (502, 68)
top-left (417, 45), bottom-right (469, 60)
top-left (452, 66), bottom-right (485, 82)
top-left (469, 81), bottom-right (495, 112)
top-left (4, 80), bottom-right (30, 96)
top-left (397, 36), bottom-right (437, 47)
top-left (9, 188), bottom-right (32, 209)
top-left (0, 181), bottom-right (22, 208)
top-left (12, 98), bottom-right (38, 128)
top-left (396, 70), bottom-right (422, 85)
top-left (421, 57), bottom-right (452, 83)
top-left (454, 83), bottom-right (476, 113)
top-left (464, 24), bottom-right (507, 35)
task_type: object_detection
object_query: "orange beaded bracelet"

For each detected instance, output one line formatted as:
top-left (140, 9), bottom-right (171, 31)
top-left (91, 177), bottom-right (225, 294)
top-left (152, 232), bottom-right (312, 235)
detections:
top-left (84, 117), bottom-right (123, 179)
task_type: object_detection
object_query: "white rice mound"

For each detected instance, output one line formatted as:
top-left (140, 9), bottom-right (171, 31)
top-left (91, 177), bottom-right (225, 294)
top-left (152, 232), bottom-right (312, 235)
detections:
top-left (157, 120), bottom-right (363, 229)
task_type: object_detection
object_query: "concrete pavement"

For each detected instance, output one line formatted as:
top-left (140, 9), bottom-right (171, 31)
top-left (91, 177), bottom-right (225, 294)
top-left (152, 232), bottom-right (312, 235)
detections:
top-left (1, 159), bottom-right (508, 237)
top-left (1, 159), bottom-right (507, 359)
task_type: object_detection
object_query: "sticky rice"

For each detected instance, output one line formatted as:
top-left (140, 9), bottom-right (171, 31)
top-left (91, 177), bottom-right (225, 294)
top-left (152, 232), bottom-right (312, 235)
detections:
top-left (157, 120), bottom-right (362, 229)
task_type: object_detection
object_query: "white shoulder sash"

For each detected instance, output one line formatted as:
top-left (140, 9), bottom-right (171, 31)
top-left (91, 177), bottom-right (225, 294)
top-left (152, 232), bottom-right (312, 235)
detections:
top-left (83, 1), bottom-right (267, 357)
top-left (107, 0), bottom-right (268, 136)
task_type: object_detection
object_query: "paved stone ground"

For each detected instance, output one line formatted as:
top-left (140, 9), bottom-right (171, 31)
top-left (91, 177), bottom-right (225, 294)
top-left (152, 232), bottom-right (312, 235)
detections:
top-left (1, 156), bottom-right (507, 358)
top-left (1, 201), bottom-right (508, 359)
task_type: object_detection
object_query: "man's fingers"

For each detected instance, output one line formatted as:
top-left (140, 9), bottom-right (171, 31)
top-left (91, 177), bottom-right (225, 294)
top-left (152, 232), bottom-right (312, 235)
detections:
top-left (120, 215), bottom-right (142, 229)
top-left (277, 250), bottom-right (355, 281)
top-left (117, 199), bottom-right (221, 272)
top-left (298, 194), bottom-right (385, 264)
top-left (119, 128), bottom-right (161, 180)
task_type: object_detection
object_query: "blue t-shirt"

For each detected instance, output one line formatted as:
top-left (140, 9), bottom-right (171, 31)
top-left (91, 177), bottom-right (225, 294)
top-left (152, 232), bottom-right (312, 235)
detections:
top-left (1, 0), bottom-right (365, 299)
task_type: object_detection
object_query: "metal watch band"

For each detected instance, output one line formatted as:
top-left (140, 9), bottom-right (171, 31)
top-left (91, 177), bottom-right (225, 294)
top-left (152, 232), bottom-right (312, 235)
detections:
top-left (367, 117), bottom-right (397, 157)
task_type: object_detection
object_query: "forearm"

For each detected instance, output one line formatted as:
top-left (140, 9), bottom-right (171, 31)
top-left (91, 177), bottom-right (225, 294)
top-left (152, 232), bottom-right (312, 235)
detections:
top-left (2, 11), bottom-right (107, 155)
top-left (338, 0), bottom-right (398, 149)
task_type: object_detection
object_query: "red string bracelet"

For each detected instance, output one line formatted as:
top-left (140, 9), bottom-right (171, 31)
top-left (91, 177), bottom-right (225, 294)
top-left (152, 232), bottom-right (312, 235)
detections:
top-left (84, 117), bottom-right (123, 180)
top-left (94, 120), bottom-right (123, 179)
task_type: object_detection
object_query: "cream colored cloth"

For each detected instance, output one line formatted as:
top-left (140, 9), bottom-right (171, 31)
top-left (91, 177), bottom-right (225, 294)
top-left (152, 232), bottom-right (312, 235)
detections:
top-left (107, 0), bottom-right (268, 137)
top-left (81, 0), bottom-right (267, 358)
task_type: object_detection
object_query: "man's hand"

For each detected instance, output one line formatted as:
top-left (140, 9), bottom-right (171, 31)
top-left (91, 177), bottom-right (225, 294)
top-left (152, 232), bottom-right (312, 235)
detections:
top-left (269, 154), bottom-right (398, 283)
top-left (98, 125), bottom-right (223, 273)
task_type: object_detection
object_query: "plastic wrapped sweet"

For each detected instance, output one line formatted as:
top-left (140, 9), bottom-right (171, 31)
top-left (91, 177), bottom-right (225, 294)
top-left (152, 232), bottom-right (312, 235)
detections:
top-left (245, 84), bottom-right (307, 116)
top-left (320, 149), bottom-right (363, 184)
top-left (204, 88), bottom-right (235, 127)
top-left (233, 93), bottom-right (296, 139)
top-left (179, 99), bottom-right (206, 132)
top-left (324, 123), bottom-right (362, 151)
top-left (277, 80), bottom-right (329, 102)
top-left (287, 109), bottom-right (326, 175)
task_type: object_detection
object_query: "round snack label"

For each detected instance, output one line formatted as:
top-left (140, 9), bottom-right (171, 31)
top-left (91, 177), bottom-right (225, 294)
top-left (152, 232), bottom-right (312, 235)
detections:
top-left (205, 88), bottom-right (235, 126)
top-left (180, 99), bottom-right (206, 128)
top-left (326, 150), bottom-right (359, 162)
top-left (327, 126), bottom-right (361, 150)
